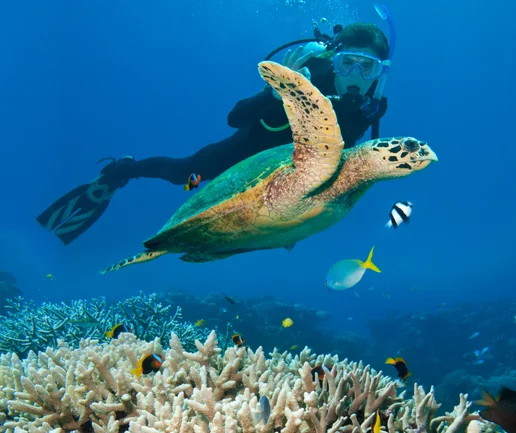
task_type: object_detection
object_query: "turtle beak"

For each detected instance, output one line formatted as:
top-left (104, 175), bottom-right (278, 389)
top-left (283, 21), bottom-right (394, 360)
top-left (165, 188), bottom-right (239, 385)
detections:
top-left (419, 146), bottom-right (438, 162)
top-left (410, 144), bottom-right (438, 170)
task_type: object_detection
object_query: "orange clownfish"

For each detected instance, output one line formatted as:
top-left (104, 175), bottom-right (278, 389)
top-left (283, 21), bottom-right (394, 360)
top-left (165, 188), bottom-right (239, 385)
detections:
top-left (131, 353), bottom-right (165, 378)
top-left (311, 364), bottom-right (336, 384)
top-left (184, 173), bottom-right (201, 191)
top-left (105, 323), bottom-right (132, 339)
top-left (232, 333), bottom-right (246, 347)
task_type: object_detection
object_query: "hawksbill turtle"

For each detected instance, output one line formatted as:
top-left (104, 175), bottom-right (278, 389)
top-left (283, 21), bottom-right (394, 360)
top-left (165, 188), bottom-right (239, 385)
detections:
top-left (101, 61), bottom-right (437, 274)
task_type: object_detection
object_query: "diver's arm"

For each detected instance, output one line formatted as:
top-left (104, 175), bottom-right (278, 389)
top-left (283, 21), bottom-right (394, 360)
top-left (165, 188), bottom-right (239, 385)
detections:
top-left (227, 87), bottom-right (285, 129)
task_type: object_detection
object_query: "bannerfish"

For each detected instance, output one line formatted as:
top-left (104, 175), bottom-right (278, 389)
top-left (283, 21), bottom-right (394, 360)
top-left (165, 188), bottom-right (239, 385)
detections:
top-left (184, 173), bottom-right (201, 191)
top-left (386, 201), bottom-right (413, 229)
top-left (475, 387), bottom-right (516, 433)
top-left (105, 323), bottom-right (132, 339)
top-left (131, 353), bottom-right (165, 378)
top-left (325, 246), bottom-right (381, 290)
top-left (385, 357), bottom-right (411, 381)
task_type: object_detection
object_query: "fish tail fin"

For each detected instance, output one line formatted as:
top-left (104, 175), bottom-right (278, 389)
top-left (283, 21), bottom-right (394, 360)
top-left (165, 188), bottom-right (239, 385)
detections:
top-left (362, 246), bottom-right (381, 273)
top-left (404, 372), bottom-right (412, 379)
top-left (100, 250), bottom-right (168, 275)
top-left (131, 367), bottom-right (143, 378)
top-left (475, 391), bottom-right (496, 407)
top-left (184, 184), bottom-right (191, 191)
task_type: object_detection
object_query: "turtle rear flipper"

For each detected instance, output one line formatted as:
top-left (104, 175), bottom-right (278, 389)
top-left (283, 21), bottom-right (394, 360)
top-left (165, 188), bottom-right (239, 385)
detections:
top-left (100, 250), bottom-right (168, 274)
top-left (258, 62), bottom-right (344, 199)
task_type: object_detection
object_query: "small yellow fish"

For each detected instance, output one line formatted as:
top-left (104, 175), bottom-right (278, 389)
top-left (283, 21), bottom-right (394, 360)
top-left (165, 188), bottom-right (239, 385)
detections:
top-left (235, 315), bottom-right (240, 320)
top-left (45, 273), bottom-right (55, 280)
top-left (373, 410), bottom-right (381, 433)
top-left (289, 345), bottom-right (299, 351)
top-left (282, 318), bottom-right (294, 328)
top-left (195, 319), bottom-right (205, 327)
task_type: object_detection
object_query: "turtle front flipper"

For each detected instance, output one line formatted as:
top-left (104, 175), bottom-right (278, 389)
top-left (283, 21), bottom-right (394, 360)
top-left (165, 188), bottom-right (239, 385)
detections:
top-left (258, 61), bottom-right (344, 197)
top-left (100, 250), bottom-right (168, 274)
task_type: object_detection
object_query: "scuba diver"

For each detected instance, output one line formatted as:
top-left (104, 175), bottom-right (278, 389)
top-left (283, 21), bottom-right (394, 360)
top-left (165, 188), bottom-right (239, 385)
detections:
top-left (37, 5), bottom-right (397, 245)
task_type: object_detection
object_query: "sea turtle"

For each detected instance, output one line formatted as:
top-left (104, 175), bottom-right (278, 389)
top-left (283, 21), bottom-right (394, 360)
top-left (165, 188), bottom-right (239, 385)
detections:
top-left (101, 61), bottom-right (437, 274)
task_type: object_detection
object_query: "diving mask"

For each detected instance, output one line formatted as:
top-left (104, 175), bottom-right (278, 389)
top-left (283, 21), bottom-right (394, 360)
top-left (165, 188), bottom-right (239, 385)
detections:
top-left (333, 51), bottom-right (385, 80)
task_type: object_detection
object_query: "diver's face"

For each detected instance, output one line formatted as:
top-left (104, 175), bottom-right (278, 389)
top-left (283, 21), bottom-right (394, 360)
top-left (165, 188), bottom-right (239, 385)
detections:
top-left (334, 46), bottom-right (379, 97)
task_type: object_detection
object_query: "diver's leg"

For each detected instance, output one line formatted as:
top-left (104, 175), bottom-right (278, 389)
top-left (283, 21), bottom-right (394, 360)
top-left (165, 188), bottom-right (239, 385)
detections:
top-left (130, 127), bottom-right (258, 184)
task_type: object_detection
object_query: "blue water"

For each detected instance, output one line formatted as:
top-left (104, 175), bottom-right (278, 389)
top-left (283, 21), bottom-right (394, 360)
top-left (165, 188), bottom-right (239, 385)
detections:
top-left (0, 0), bottom-right (514, 390)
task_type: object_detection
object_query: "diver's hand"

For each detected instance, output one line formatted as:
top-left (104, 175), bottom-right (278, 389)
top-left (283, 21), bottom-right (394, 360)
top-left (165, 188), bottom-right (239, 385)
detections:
top-left (272, 45), bottom-right (313, 100)
top-left (282, 45), bottom-right (313, 78)
top-left (97, 156), bottom-right (137, 190)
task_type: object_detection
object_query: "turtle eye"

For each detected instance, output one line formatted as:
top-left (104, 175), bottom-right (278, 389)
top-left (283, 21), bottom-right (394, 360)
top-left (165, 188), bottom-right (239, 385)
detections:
top-left (404, 139), bottom-right (419, 152)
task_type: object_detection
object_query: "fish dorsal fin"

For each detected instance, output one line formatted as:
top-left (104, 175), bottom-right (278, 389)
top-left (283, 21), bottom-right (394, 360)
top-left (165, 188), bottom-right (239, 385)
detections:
top-left (499, 387), bottom-right (516, 402)
top-left (258, 61), bottom-right (344, 195)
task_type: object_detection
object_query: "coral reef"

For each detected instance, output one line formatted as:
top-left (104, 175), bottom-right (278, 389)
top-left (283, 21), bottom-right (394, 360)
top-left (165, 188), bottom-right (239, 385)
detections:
top-left (0, 293), bottom-right (217, 358)
top-left (436, 368), bottom-right (516, 411)
top-left (367, 301), bottom-right (516, 409)
top-left (0, 270), bottom-right (22, 315)
top-left (0, 330), bottom-right (484, 433)
top-left (156, 290), bottom-right (333, 355)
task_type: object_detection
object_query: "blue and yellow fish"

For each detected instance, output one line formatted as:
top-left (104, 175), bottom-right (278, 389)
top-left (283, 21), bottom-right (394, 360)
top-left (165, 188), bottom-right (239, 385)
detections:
top-left (325, 246), bottom-right (381, 290)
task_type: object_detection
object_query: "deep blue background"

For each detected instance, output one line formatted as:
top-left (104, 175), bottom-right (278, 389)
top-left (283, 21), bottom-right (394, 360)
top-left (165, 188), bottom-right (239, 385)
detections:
top-left (0, 0), bottom-right (514, 336)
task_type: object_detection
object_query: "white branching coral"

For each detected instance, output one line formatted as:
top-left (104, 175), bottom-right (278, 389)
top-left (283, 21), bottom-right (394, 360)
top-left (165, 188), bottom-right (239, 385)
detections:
top-left (0, 331), bottom-right (483, 433)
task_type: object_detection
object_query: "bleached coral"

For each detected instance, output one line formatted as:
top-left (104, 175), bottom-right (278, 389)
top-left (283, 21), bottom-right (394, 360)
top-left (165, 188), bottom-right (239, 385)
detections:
top-left (0, 331), bottom-right (483, 433)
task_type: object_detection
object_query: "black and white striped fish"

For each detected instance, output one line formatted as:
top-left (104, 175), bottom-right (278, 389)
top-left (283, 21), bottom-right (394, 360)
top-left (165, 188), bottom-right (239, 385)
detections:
top-left (386, 201), bottom-right (413, 229)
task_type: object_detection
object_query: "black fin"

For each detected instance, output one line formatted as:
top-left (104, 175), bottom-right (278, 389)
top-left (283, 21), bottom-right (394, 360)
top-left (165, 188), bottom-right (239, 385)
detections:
top-left (37, 182), bottom-right (112, 245)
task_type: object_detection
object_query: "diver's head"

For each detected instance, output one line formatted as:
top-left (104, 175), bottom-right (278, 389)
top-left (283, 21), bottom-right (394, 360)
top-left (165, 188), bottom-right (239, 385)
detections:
top-left (332, 23), bottom-right (389, 97)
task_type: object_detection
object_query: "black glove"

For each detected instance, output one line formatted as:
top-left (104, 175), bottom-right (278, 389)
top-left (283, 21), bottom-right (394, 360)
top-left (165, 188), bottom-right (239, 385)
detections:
top-left (96, 155), bottom-right (138, 191)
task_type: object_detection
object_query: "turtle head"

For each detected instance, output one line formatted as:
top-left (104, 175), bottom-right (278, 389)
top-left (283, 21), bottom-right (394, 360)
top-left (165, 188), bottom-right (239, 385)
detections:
top-left (364, 137), bottom-right (438, 180)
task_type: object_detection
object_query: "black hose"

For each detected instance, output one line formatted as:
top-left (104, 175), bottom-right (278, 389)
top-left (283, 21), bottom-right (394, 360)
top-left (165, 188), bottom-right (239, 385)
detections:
top-left (263, 38), bottom-right (321, 60)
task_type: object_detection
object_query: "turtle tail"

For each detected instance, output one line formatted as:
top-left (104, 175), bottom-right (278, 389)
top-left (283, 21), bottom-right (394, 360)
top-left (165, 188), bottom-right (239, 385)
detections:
top-left (100, 250), bottom-right (168, 275)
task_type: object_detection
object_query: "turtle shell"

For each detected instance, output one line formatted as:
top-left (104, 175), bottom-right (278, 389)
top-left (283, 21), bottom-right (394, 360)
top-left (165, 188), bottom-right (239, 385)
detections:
top-left (143, 143), bottom-right (294, 249)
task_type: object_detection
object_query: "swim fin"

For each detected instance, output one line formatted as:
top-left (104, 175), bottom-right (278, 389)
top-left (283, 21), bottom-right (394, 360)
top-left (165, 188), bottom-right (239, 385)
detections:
top-left (37, 177), bottom-right (114, 245)
top-left (37, 156), bottom-right (136, 245)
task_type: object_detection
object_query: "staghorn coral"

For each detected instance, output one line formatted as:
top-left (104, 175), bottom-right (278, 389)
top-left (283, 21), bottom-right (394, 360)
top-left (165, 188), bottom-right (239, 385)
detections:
top-left (0, 293), bottom-right (218, 358)
top-left (0, 270), bottom-right (22, 315)
top-left (0, 331), bottom-right (485, 433)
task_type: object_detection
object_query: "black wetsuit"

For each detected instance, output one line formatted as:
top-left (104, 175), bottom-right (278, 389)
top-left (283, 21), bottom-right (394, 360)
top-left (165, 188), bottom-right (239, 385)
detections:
top-left (124, 57), bottom-right (387, 185)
